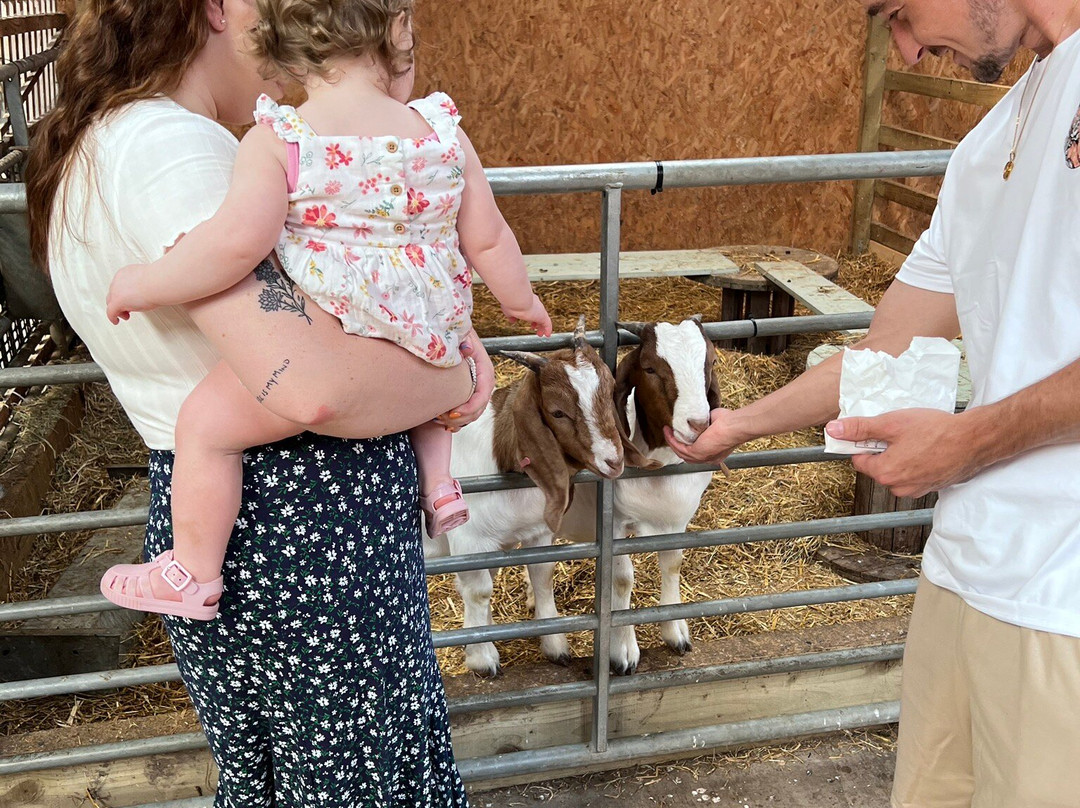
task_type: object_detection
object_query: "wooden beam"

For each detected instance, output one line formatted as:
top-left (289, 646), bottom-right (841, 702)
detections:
top-left (0, 14), bottom-right (66, 37)
top-left (850, 15), bottom-right (891, 255)
top-left (754, 261), bottom-right (874, 317)
top-left (884, 70), bottom-right (1009, 108)
top-left (868, 240), bottom-right (909, 269)
top-left (472, 248), bottom-right (742, 285)
top-left (875, 180), bottom-right (938, 215)
top-left (870, 222), bottom-right (917, 256)
top-left (878, 125), bottom-right (957, 151)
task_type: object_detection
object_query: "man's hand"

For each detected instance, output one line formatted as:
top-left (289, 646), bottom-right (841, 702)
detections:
top-left (106, 264), bottom-right (155, 325)
top-left (664, 408), bottom-right (745, 464)
top-left (435, 330), bottom-right (495, 431)
top-left (826, 408), bottom-right (985, 498)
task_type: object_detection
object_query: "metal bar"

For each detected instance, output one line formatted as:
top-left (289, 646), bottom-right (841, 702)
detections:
top-left (134, 800), bottom-right (212, 808)
top-left (0, 146), bottom-right (25, 175)
top-left (432, 614), bottom-right (597, 648)
top-left (0, 151), bottom-right (951, 215)
top-left (3, 75), bottom-right (30, 147)
top-left (612, 579), bottom-right (917, 628)
top-left (0, 664), bottom-right (181, 702)
top-left (447, 643), bottom-right (903, 715)
top-left (0, 361), bottom-right (108, 386)
top-left (0, 505), bottom-right (149, 538)
top-left (0, 732), bottom-right (208, 776)
top-left (486, 151), bottom-right (951, 196)
top-left (455, 701), bottom-right (899, 781)
top-left (591, 184), bottom-right (622, 753)
top-left (0, 46), bottom-right (58, 83)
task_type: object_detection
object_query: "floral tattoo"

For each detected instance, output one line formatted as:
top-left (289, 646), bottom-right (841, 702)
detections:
top-left (254, 260), bottom-right (312, 324)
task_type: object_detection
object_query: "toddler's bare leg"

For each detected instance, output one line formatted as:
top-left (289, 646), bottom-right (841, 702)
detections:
top-left (151, 361), bottom-right (304, 601)
top-left (409, 421), bottom-right (455, 504)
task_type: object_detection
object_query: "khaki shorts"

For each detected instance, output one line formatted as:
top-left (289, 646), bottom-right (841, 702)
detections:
top-left (892, 579), bottom-right (1080, 808)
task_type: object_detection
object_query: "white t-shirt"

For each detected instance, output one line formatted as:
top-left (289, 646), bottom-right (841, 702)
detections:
top-left (48, 98), bottom-right (237, 450)
top-left (898, 30), bottom-right (1080, 637)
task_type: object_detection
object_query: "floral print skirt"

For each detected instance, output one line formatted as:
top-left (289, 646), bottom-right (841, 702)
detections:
top-left (146, 432), bottom-right (469, 807)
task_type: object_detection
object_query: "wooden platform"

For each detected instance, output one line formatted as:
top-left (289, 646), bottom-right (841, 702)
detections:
top-left (469, 248), bottom-right (741, 285)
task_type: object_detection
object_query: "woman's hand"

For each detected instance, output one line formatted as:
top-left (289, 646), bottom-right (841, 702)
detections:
top-left (106, 264), bottom-right (155, 324)
top-left (435, 330), bottom-right (495, 431)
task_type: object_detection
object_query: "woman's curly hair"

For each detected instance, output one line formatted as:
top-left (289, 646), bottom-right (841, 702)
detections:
top-left (251, 0), bottom-right (416, 83)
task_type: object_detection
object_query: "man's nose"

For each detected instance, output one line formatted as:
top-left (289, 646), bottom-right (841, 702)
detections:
top-left (892, 27), bottom-right (926, 65)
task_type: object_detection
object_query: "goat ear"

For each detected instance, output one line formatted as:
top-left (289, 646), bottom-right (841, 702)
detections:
top-left (614, 350), bottom-right (662, 470)
top-left (705, 345), bottom-right (723, 410)
top-left (512, 379), bottom-right (573, 534)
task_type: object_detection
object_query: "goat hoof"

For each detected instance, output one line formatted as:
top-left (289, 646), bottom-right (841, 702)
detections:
top-left (610, 660), bottom-right (638, 676)
top-left (548, 652), bottom-right (572, 667)
top-left (470, 664), bottom-right (501, 679)
top-left (669, 639), bottom-right (693, 655)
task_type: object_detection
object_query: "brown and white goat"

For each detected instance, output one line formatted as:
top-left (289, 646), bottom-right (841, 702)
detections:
top-left (426, 316), bottom-right (654, 677)
top-left (558, 318), bottom-right (722, 674)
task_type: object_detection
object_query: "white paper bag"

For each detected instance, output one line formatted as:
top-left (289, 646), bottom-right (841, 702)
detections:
top-left (825, 337), bottom-right (961, 455)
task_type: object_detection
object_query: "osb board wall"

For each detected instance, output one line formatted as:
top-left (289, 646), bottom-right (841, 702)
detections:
top-left (411, 0), bottom-right (870, 257)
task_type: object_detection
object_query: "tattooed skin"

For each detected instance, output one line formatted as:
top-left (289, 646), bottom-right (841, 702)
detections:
top-left (254, 260), bottom-right (312, 324)
top-left (255, 359), bottom-right (292, 404)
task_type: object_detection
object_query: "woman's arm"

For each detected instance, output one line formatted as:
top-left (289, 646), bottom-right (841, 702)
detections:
top-left (106, 125), bottom-right (288, 323)
top-left (455, 129), bottom-right (551, 336)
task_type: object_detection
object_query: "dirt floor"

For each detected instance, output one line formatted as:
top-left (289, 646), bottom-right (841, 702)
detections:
top-left (472, 730), bottom-right (897, 808)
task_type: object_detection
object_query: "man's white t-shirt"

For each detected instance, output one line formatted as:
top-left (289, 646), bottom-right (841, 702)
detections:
top-left (898, 30), bottom-right (1080, 637)
top-left (48, 98), bottom-right (236, 450)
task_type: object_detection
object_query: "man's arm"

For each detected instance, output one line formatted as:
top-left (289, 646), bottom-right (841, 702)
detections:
top-left (665, 280), bottom-right (961, 464)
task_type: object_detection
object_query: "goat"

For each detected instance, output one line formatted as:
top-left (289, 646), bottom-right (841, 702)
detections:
top-left (426, 316), bottom-right (655, 677)
top-left (556, 317), bottom-right (722, 674)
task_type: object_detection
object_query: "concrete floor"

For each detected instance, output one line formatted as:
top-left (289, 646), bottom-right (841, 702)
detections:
top-left (471, 731), bottom-right (897, 808)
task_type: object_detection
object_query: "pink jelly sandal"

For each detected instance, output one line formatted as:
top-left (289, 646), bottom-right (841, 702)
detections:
top-left (420, 480), bottom-right (470, 536)
top-left (100, 550), bottom-right (223, 621)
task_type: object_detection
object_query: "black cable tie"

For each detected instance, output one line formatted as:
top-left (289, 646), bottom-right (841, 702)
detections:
top-left (651, 160), bottom-right (664, 195)
top-left (749, 318), bottom-right (759, 337)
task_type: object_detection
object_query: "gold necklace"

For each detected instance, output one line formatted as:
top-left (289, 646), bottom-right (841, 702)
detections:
top-left (1004, 3), bottom-right (1078, 180)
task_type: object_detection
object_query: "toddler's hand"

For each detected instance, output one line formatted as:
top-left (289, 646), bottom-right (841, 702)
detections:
top-left (106, 264), bottom-right (154, 325)
top-left (502, 294), bottom-right (553, 338)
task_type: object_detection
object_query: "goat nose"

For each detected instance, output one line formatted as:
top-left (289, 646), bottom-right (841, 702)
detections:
top-left (687, 417), bottom-right (710, 438)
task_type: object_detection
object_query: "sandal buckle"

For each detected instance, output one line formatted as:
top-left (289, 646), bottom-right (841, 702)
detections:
top-left (161, 559), bottom-right (194, 592)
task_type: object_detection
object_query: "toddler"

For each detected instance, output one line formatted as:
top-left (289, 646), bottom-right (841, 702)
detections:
top-left (99, 0), bottom-right (551, 620)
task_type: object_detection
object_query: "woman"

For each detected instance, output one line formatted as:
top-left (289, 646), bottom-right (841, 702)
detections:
top-left (26, 0), bottom-right (489, 804)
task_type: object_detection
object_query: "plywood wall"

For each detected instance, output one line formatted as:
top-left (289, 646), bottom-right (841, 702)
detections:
top-left (412, 0), bottom-right (870, 256)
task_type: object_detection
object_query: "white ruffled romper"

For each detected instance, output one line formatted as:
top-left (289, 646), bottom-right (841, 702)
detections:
top-left (255, 92), bottom-right (474, 367)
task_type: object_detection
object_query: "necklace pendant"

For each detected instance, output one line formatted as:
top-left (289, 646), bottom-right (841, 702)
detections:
top-left (1003, 159), bottom-right (1015, 181)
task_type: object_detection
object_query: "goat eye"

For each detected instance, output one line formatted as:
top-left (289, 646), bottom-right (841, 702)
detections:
top-left (643, 367), bottom-right (657, 375)
top-left (550, 410), bottom-right (567, 418)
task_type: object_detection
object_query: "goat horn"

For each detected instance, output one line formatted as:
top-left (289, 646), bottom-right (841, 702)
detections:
top-left (688, 313), bottom-right (704, 324)
top-left (572, 315), bottom-right (588, 350)
top-left (617, 321), bottom-right (649, 337)
top-left (499, 350), bottom-right (549, 372)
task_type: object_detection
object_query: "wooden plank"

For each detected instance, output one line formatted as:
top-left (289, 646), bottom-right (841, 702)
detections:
top-left (878, 125), bottom-right (957, 151)
top-left (884, 70), bottom-right (1009, 108)
top-left (868, 240), bottom-right (908, 268)
top-left (0, 14), bottom-right (66, 37)
top-left (875, 179), bottom-right (938, 216)
top-left (869, 222), bottom-right (916, 256)
top-left (755, 261), bottom-right (874, 317)
top-left (851, 15), bottom-right (891, 254)
top-left (472, 248), bottom-right (741, 285)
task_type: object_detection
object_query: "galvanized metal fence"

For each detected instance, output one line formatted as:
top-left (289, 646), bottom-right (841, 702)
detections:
top-left (0, 145), bottom-right (952, 802)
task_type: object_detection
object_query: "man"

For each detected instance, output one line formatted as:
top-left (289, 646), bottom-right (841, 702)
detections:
top-left (667, 2), bottom-right (1080, 805)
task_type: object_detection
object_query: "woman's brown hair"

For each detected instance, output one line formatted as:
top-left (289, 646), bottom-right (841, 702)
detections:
top-left (25, 0), bottom-right (212, 272)
top-left (250, 0), bottom-right (414, 84)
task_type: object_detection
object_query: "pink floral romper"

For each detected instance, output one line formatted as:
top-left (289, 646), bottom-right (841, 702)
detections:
top-left (255, 92), bottom-right (473, 367)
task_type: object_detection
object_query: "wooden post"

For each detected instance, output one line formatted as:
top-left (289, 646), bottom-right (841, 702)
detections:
top-left (850, 15), bottom-right (890, 255)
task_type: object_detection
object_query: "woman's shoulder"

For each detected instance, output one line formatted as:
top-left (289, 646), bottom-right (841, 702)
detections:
top-left (96, 98), bottom-right (239, 161)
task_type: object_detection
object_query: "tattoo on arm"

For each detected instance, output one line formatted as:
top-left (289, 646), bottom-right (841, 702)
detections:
top-left (254, 260), bottom-right (312, 324)
top-left (255, 358), bottom-right (291, 404)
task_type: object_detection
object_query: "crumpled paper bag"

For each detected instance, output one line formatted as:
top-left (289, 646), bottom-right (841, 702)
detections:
top-left (825, 336), bottom-right (961, 455)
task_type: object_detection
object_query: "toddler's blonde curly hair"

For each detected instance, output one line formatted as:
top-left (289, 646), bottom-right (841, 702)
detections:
top-left (250, 0), bottom-right (415, 83)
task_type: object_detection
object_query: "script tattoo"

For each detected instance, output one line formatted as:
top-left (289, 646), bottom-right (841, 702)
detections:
top-left (254, 260), bottom-right (312, 324)
top-left (256, 359), bottom-right (291, 404)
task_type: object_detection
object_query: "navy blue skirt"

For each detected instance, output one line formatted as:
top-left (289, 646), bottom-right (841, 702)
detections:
top-left (145, 432), bottom-right (469, 807)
